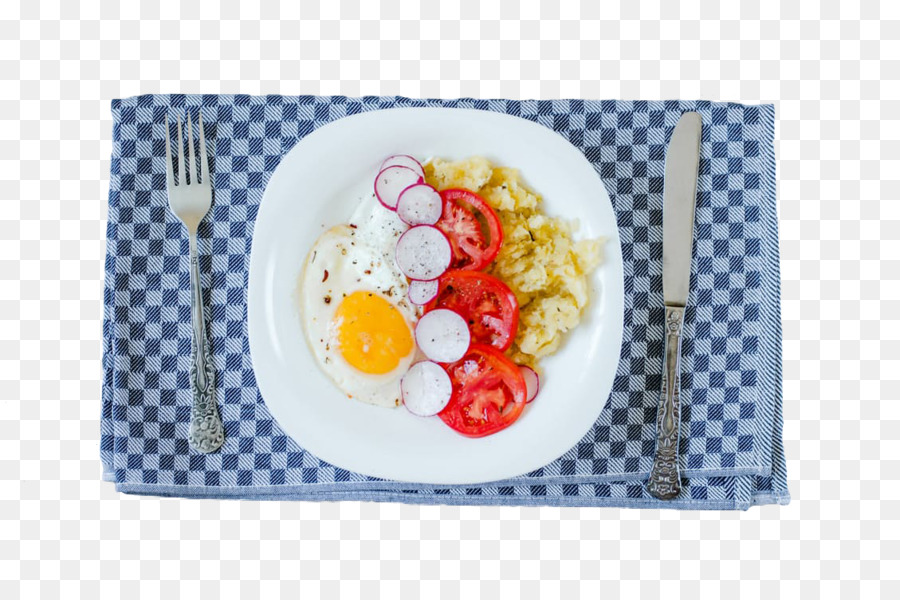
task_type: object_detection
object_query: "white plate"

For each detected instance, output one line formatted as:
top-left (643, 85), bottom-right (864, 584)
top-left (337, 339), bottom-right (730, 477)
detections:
top-left (248, 107), bottom-right (624, 485)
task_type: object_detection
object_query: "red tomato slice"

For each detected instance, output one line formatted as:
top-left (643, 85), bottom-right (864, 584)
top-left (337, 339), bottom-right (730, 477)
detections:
top-left (435, 188), bottom-right (503, 271)
top-left (425, 270), bottom-right (519, 352)
top-left (439, 344), bottom-right (527, 438)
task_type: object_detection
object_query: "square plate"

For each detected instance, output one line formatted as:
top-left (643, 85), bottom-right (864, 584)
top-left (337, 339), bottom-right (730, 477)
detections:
top-left (248, 107), bottom-right (624, 484)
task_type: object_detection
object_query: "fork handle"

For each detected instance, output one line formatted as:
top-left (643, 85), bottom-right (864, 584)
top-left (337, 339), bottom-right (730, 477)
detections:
top-left (187, 233), bottom-right (225, 453)
top-left (647, 305), bottom-right (685, 500)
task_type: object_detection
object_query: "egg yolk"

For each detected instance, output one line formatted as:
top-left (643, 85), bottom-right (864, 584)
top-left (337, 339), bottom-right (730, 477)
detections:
top-left (332, 291), bottom-right (414, 375)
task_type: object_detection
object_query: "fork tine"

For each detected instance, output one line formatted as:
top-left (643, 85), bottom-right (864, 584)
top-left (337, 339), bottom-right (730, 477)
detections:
top-left (164, 114), bottom-right (174, 188)
top-left (198, 110), bottom-right (209, 185)
top-left (186, 111), bottom-right (197, 185)
top-left (176, 115), bottom-right (186, 185)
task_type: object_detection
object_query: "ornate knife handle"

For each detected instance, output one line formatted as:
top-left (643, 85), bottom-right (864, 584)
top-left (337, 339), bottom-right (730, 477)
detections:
top-left (648, 305), bottom-right (685, 500)
top-left (187, 234), bottom-right (225, 453)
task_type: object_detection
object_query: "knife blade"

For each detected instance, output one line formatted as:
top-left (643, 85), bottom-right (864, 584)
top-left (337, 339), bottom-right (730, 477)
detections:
top-left (662, 112), bottom-right (702, 306)
top-left (647, 112), bottom-right (702, 501)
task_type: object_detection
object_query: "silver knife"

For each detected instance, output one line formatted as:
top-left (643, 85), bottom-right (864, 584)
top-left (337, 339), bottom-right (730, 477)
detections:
top-left (647, 112), bottom-right (702, 500)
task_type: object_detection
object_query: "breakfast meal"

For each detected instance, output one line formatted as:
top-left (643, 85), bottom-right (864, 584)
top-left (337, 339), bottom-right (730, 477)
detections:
top-left (300, 154), bottom-right (602, 437)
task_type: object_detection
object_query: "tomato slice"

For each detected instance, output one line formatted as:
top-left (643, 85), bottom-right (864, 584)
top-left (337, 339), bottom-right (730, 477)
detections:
top-left (435, 188), bottom-right (503, 271)
top-left (439, 344), bottom-right (527, 438)
top-left (425, 270), bottom-right (519, 352)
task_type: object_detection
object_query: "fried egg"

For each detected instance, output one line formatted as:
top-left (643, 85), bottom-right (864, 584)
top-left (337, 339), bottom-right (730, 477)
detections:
top-left (300, 195), bottom-right (417, 407)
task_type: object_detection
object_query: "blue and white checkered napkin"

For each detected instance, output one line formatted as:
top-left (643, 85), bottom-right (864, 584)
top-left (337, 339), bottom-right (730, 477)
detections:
top-left (101, 95), bottom-right (789, 509)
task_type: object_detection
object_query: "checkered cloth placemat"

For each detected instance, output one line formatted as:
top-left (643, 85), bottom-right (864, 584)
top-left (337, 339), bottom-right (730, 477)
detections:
top-left (101, 95), bottom-right (788, 509)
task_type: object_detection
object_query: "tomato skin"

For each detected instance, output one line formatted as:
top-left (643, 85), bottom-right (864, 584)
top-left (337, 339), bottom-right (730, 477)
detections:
top-left (439, 344), bottom-right (527, 438)
top-left (425, 270), bottom-right (519, 352)
top-left (435, 188), bottom-right (503, 271)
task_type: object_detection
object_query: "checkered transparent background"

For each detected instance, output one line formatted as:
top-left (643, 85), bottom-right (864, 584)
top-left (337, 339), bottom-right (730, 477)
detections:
top-left (1, 0), bottom-right (897, 598)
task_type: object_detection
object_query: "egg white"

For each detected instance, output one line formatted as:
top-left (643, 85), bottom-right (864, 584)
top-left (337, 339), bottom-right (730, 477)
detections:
top-left (348, 192), bottom-right (410, 264)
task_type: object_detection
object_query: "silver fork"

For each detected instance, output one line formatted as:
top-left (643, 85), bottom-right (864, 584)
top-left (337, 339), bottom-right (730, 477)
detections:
top-left (165, 111), bottom-right (225, 453)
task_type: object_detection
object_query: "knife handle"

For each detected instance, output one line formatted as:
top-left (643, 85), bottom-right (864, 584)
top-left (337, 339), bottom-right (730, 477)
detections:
top-left (648, 305), bottom-right (685, 500)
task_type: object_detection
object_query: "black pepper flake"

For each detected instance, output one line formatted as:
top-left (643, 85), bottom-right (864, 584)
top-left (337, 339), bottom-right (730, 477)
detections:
top-left (322, 269), bottom-right (329, 282)
top-left (349, 224), bottom-right (357, 229)
top-left (529, 230), bottom-right (535, 241)
top-left (324, 295), bottom-right (332, 304)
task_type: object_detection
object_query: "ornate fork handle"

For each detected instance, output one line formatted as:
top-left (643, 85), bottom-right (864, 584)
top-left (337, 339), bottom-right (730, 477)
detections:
top-left (187, 233), bottom-right (225, 453)
top-left (647, 305), bottom-right (685, 500)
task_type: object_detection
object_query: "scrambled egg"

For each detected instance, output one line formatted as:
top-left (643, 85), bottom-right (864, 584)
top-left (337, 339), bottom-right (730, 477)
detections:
top-left (425, 156), bottom-right (603, 369)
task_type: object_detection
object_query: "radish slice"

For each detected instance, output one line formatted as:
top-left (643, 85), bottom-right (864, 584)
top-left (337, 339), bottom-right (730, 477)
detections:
top-left (395, 225), bottom-right (451, 281)
top-left (415, 308), bottom-right (470, 363)
top-left (519, 365), bottom-right (540, 403)
top-left (380, 154), bottom-right (425, 179)
top-left (408, 279), bottom-right (439, 306)
top-left (374, 165), bottom-right (422, 210)
top-left (401, 360), bottom-right (452, 417)
top-left (396, 183), bottom-right (443, 226)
